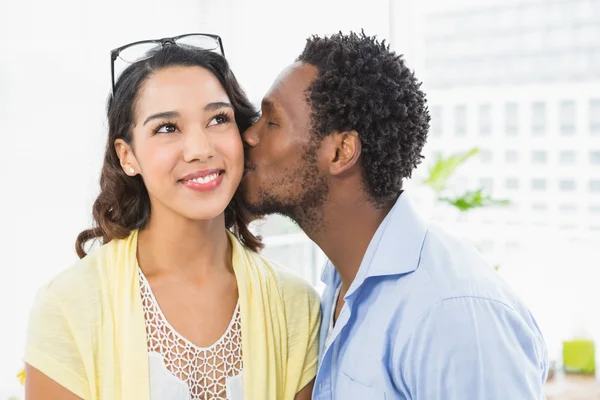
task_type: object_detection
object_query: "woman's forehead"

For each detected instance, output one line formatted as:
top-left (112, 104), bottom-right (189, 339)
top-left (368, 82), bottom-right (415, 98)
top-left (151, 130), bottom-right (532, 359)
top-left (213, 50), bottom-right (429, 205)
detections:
top-left (135, 66), bottom-right (230, 117)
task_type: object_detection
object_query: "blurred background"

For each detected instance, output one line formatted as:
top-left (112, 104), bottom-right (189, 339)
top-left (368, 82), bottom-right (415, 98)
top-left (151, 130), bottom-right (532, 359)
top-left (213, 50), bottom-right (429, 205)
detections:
top-left (1, 0), bottom-right (599, 398)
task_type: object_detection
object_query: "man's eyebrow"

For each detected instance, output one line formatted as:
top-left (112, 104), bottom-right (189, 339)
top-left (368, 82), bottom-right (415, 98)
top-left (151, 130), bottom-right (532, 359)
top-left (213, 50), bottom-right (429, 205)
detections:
top-left (261, 98), bottom-right (274, 110)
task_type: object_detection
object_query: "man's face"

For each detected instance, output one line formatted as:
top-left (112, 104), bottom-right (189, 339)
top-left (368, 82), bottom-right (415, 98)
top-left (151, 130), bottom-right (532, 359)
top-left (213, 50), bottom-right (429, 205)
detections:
top-left (240, 62), bottom-right (328, 227)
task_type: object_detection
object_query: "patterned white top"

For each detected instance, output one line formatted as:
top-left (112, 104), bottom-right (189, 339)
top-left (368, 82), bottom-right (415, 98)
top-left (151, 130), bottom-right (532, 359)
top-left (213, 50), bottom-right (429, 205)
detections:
top-left (139, 269), bottom-right (244, 400)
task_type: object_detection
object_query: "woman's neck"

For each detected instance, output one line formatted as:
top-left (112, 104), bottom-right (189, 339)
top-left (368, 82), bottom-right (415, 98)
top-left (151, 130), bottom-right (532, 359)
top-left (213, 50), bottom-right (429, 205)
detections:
top-left (136, 209), bottom-right (231, 279)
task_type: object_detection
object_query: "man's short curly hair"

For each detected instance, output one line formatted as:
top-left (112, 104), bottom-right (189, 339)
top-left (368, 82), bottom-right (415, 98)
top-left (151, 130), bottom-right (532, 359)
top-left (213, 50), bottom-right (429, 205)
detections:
top-left (297, 31), bottom-right (430, 205)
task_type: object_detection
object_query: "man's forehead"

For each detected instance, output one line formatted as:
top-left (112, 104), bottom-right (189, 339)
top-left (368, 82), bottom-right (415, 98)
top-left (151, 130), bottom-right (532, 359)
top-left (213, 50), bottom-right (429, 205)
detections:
top-left (264, 62), bottom-right (317, 110)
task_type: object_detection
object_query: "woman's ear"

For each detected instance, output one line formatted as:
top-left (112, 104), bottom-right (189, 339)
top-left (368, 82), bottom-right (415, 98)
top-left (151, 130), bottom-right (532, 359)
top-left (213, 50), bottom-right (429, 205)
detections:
top-left (115, 139), bottom-right (140, 176)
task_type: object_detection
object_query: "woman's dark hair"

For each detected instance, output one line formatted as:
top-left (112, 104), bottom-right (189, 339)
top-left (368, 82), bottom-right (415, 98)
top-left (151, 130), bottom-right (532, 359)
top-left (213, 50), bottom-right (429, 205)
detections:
top-left (76, 45), bottom-right (262, 258)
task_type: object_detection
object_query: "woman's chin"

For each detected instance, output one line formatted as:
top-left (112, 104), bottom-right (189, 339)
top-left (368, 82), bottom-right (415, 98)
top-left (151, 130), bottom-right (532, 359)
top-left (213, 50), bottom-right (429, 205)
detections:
top-left (179, 206), bottom-right (228, 223)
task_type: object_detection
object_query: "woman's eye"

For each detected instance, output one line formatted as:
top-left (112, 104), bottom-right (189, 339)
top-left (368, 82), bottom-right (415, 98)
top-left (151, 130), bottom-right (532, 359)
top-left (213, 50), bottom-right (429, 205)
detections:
top-left (155, 123), bottom-right (177, 134)
top-left (208, 113), bottom-right (231, 126)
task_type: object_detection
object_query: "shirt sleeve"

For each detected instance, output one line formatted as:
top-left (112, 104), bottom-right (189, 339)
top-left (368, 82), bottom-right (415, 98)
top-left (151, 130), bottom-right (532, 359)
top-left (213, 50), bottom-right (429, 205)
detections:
top-left (24, 284), bottom-right (89, 399)
top-left (397, 296), bottom-right (548, 400)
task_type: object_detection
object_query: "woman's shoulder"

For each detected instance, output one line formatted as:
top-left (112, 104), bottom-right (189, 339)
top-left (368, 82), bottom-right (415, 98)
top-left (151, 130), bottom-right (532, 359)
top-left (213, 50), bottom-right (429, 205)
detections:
top-left (249, 251), bottom-right (320, 313)
top-left (43, 256), bottom-right (100, 297)
top-left (252, 250), bottom-right (317, 292)
top-left (251, 253), bottom-right (321, 371)
top-left (35, 241), bottom-right (116, 312)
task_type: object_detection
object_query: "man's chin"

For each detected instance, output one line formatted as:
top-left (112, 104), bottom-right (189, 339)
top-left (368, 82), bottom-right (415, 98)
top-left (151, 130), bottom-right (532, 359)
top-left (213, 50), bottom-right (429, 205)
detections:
top-left (237, 183), bottom-right (264, 216)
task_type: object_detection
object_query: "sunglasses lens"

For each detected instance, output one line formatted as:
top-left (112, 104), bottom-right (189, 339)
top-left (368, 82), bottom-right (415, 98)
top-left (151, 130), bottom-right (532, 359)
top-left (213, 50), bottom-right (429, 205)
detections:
top-left (118, 42), bottom-right (162, 63)
top-left (176, 35), bottom-right (221, 53)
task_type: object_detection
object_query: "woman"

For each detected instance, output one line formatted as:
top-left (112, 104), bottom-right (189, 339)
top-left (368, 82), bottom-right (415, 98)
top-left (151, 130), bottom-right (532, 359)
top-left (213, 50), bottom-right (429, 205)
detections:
top-left (24, 35), bottom-right (320, 400)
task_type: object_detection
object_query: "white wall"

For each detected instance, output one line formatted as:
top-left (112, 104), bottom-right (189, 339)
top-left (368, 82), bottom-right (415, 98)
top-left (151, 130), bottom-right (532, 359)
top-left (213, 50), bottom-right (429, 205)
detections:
top-left (197, 0), bottom-right (393, 104)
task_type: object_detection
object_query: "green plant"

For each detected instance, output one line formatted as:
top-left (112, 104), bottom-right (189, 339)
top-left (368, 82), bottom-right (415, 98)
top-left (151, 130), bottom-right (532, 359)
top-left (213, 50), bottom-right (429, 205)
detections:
top-left (439, 189), bottom-right (510, 212)
top-left (422, 148), bottom-right (480, 194)
top-left (420, 147), bottom-right (510, 270)
top-left (421, 148), bottom-right (509, 213)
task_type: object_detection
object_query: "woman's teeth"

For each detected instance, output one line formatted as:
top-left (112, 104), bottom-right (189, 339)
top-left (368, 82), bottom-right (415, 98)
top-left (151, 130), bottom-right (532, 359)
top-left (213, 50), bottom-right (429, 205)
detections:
top-left (188, 173), bottom-right (219, 184)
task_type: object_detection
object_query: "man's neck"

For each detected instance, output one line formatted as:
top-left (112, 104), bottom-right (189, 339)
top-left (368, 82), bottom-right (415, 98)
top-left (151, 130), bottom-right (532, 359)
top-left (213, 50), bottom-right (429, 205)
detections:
top-left (304, 195), bottom-right (394, 291)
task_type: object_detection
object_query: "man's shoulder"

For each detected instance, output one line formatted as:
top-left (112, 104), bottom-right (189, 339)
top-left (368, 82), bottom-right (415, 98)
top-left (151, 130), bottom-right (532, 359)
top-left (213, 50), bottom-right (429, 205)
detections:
top-left (417, 222), bottom-right (515, 302)
top-left (374, 221), bottom-right (531, 334)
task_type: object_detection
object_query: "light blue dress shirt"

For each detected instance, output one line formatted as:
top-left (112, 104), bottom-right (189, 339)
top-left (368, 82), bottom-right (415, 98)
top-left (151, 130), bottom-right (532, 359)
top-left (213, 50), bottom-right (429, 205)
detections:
top-left (313, 194), bottom-right (548, 400)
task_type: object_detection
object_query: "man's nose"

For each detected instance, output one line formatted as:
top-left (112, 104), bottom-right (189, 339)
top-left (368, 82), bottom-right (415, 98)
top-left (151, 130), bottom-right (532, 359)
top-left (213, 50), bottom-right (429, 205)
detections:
top-left (243, 122), bottom-right (260, 147)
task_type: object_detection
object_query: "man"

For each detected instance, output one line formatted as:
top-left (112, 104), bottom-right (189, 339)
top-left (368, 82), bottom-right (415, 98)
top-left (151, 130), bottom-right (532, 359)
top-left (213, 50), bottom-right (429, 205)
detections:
top-left (241, 31), bottom-right (548, 399)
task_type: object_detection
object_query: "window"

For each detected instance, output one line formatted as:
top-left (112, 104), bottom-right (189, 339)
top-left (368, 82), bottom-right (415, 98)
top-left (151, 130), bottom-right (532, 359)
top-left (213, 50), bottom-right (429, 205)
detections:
top-left (559, 224), bottom-right (577, 230)
top-left (480, 150), bottom-right (493, 164)
top-left (505, 178), bottom-right (519, 189)
top-left (261, 241), bottom-right (318, 284)
top-left (479, 177), bottom-right (494, 191)
top-left (590, 180), bottom-right (600, 193)
top-left (478, 104), bottom-right (492, 136)
top-left (458, 174), bottom-right (473, 190)
top-left (531, 102), bottom-right (546, 135)
top-left (559, 151), bottom-right (576, 165)
top-left (478, 240), bottom-right (494, 253)
top-left (430, 105), bottom-right (443, 137)
top-left (559, 204), bottom-right (577, 213)
top-left (505, 102), bottom-right (519, 136)
top-left (590, 99), bottom-right (600, 135)
top-left (506, 241), bottom-right (520, 250)
top-left (255, 215), bottom-right (320, 285)
top-left (590, 151), bottom-right (600, 165)
top-left (560, 100), bottom-right (576, 135)
top-left (455, 105), bottom-right (467, 136)
top-left (589, 205), bottom-right (600, 214)
top-left (505, 150), bottom-right (519, 163)
top-left (256, 214), bottom-right (301, 236)
top-left (532, 202), bottom-right (547, 211)
top-left (531, 151), bottom-right (547, 164)
top-left (532, 179), bottom-right (546, 191)
top-left (559, 179), bottom-right (576, 192)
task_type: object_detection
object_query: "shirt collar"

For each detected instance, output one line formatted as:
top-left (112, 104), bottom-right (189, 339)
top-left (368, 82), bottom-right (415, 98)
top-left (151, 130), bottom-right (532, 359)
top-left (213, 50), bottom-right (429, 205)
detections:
top-left (320, 193), bottom-right (428, 296)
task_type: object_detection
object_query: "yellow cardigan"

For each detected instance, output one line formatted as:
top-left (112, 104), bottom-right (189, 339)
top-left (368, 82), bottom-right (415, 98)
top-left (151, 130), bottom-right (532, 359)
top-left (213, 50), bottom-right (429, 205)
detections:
top-left (24, 230), bottom-right (320, 399)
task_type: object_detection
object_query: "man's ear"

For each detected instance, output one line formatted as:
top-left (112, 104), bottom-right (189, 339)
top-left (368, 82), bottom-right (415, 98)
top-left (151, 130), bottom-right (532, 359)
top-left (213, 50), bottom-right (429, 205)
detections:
top-left (114, 139), bottom-right (140, 176)
top-left (328, 130), bottom-right (361, 176)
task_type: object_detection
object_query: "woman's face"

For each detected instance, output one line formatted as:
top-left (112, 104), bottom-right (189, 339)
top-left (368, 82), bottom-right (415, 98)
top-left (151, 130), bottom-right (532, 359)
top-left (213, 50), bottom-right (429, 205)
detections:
top-left (116, 65), bottom-right (243, 222)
